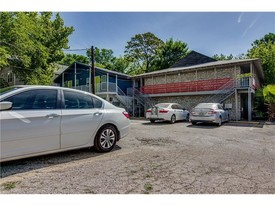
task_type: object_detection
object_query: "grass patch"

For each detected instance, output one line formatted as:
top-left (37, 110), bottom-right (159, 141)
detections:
top-left (1, 181), bottom-right (19, 190)
top-left (130, 170), bottom-right (137, 175)
top-left (144, 182), bottom-right (153, 192)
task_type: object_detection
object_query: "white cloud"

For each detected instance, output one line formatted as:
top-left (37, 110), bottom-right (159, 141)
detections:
top-left (237, 12), bottom-right (244, 23)
top-left (242, 17), bottom-right (259, 38)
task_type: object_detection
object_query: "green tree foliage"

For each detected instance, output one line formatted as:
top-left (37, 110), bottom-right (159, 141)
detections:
top-left (0, 12), bottom-right (74, 85)
top-left (86, 47), bottom-right (114, 68)
top-left (86, 47), bottom-right (129, 73)
top-left (0, 77), bottom-right (9, 88)
top-left (124, 32), bottom-right (164, 74)
top-left (111, 56), bottom-right (130, 73)
top-left (154, 38), bottom-right (189, 70)
top-left (262, 84), bottom-right (275, 121)
top-left (248, 33), bottom-right (275, 84)
top-left (263, 84), bottom-right (275, 104)
top-left (213, 53), bottom-right (247, 60)
top-left (213, 53), bottom-right (234, 60)
top-left (59, 53), bottom-right (89, 66)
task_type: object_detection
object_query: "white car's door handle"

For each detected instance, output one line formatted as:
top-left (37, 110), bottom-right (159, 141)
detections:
top-left (46, 113), bottom-right (59, 118)
top-left (94, 112), bottom-right (103, 116)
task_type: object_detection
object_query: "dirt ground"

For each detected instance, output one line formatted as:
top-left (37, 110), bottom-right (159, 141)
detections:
top-left (0, 120), bottom-right (274, 194)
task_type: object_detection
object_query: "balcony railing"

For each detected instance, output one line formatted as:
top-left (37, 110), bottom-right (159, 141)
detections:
top-left (141, 77), bottom-right (234, 94)
top-left (140, 77), bottom-right (255, 95)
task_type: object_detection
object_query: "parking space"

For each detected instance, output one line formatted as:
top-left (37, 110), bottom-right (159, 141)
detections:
top-left (0, 120), bottom-right (274, 194)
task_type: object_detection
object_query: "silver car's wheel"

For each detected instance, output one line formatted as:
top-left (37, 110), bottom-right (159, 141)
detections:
top-left (170, 115), bottom-right (176, 124)
top-left (186, 114), bottom-right (190, 122)
top-left (218, 117), bottom-right (222, 126)
top-left (94, 125), bottom-right (117, 152)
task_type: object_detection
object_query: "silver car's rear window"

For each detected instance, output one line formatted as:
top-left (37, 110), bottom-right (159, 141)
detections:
top-left (155, 103), bottom-right (170, 108)
top-left (195, 103), bottom-right (216, 109)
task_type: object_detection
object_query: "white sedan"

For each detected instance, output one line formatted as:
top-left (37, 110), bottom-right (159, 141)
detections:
top-left (0, 86), bottom-right (130, 162)
top-left (146, 103), bottom-right (189, 124)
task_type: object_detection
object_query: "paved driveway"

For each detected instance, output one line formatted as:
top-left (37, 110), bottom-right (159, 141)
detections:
top-left (0, 120), bottom-right (274, 194)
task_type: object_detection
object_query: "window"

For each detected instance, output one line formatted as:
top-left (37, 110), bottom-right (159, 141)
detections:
top-left (75, 79), bottom-right (79, 86)
top-left (176, 104), bottom-right (183, 109)
top-left (86, 78), bottom-right (90, 85)
top-left (7, 73), bottom-right (13, 82)
top-left (171, 104), bottom-right (177, 109)
top-left (3, 89), bottom-right (58, 110)
top-left (63, 91), bottom-right (102, 109)
top-left (218, 104), bottom-right (223, 110)
top-left (101, 75), bottom-right (107, 83)
top-left (67, 80), bottom-right (73, 88)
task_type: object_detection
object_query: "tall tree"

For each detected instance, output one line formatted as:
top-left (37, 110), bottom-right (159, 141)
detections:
top-left (247, 33), bottom-right (275, 84)
top-left (111, 56), bottom-right (130, 73)
top-left (213, 53), bottom-right (247, 60)
top-left (58, 53), bottom-right (89, 66)
top-left (87, 47), bottom-right (115, 68)
top-left (86, 47), bottom-right (129, 73)
top-left (124, 32), bottom-right (164, 74)
top-left (0, 12), bottom-right (74, 84)
top-left (213, 53), bottom-right (234, 60)
top-left (154, 38), bottom-right (189, 70)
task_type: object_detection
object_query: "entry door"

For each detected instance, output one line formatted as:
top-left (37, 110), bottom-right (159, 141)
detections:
top-left (241, 94), bottom-right (248, 120)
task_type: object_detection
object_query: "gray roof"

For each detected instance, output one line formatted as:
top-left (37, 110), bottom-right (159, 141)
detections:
top-left (133, 58), bottom-right (264, 81)
top-left (171, 51), bottom-right (217, 68)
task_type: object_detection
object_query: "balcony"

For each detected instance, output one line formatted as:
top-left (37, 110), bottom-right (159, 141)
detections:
top-left (141, 78), bottom-right (234, 94)
top-left (140, 77), bottom-right (256, 95)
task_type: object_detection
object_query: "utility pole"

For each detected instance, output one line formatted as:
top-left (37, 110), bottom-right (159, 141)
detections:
top-left (90, 46), bottom-right (95, 94)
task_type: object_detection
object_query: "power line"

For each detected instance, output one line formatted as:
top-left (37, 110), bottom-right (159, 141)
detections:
top-left (62, 48), bottom-right (89, 51)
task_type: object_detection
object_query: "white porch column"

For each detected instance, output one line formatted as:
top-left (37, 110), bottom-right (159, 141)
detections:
top-left (106, 73), bottom-right (109, 101)
top-left (13, 73), bottom-right (16, 86)
top-left (74, 62), bottom-right (76, 88)
top-left (115, 75), bottom-right (118, 93)
top-left (248, 88), bottom-right (252, 121)
top-left (235, 89), bottom-right (238, 121)
top-left (247, 63), bottom-right (253, 121)
top-left (132, 79), bottom-right (135, 117)
top-left (62, 72), bottom-right (64, 87)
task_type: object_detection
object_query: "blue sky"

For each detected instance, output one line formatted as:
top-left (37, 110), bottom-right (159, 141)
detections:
top-left (60, 12), bottom-right (275, 58)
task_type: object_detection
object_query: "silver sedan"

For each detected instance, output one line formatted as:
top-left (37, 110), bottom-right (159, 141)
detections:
top-left (0, 86), bottom-right (130, 162)
top-left (146, 103), bottom-right (189, 124)
top-left (190, 103), bottom-right (229, 126)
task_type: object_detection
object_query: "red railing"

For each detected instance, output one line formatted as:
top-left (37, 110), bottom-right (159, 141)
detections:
top-left (141, 77), bottom-right (234, 94)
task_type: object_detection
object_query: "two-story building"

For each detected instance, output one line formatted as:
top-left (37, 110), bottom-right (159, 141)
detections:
top-left (42, 51), bottom-right (265, 121)
top-left (131, 51), bottom-right (264, 121)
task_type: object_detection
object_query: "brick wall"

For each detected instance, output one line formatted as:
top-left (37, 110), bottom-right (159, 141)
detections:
top-left (143, 66), bottom-right (239, 87)
top-left (150, 93), bottom-right (240, 120)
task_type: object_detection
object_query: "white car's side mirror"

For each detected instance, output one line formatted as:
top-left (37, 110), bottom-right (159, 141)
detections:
top-left (0, 101), bottom-right (12, 111)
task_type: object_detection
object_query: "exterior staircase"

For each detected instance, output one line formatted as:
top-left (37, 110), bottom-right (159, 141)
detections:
top-left (203, 78), bottom-right (236, 104)
top-left (127, 87), bottom-right (155, 117)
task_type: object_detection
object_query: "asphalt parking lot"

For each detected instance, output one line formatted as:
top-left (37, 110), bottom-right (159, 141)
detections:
top-left (0, 120), bottom-right (274, 194)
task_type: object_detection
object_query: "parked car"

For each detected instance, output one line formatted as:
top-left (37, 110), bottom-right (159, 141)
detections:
top-left (0, 85), bottom-right (130, 162)
top-left (146, 103), bottom-right (189, 124)
top-left (190, 103), bottom-right (229, 126)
